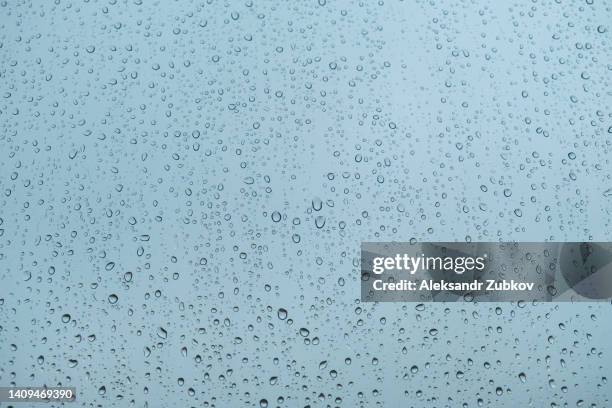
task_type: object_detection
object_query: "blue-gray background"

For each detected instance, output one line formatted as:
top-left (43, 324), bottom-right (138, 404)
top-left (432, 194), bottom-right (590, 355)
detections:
top-left (1, 0), bottom-right (611, 406)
